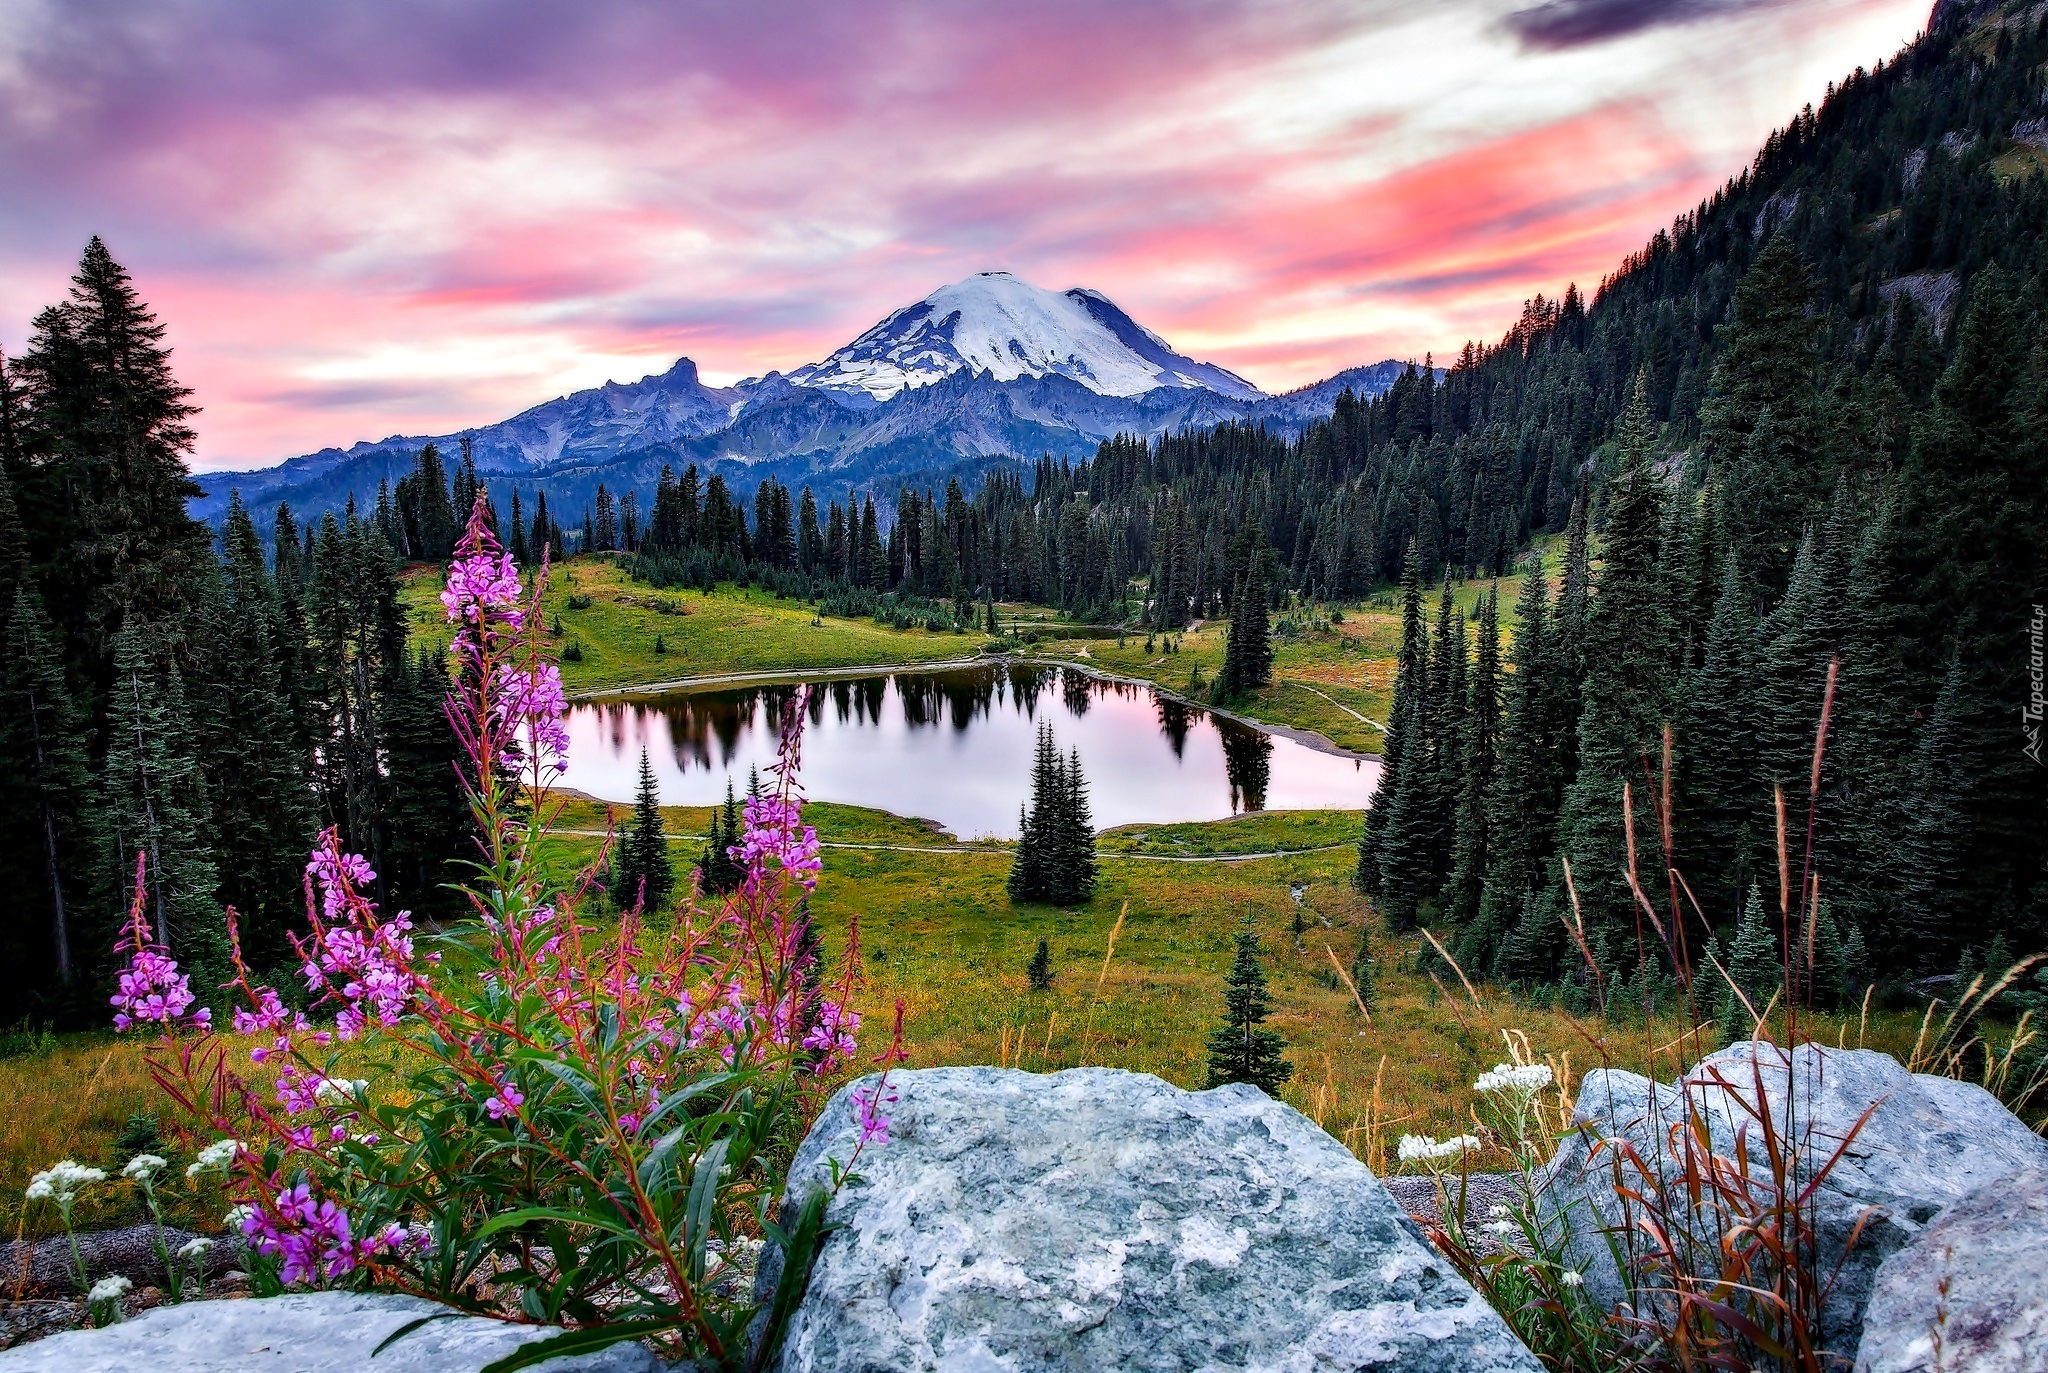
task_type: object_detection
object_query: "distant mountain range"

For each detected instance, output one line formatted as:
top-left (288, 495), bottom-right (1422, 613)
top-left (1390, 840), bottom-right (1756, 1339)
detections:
top-left (193, 271), bottom-right (1426, 523)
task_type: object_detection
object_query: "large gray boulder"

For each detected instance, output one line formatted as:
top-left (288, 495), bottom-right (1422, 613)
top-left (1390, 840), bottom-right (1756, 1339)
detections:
top-left (1855, 1166), bottom-right (2048, 1373)
top-left (0, 1291), bottom-right (667, 1371)
top-left (758, 1066), bottom-right (1541, 1373)
top-left (1545, 1042), bottom-right (2048, 1362)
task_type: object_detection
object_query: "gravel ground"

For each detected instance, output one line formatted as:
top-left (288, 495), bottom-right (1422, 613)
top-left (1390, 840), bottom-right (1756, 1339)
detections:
top-left (1381, 1171), bottom-right (1529, 1256)
top-left (1, 1224), bottom-right (239, 1299)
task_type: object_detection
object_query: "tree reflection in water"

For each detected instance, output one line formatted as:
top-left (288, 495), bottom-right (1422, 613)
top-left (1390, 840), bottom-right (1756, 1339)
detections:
top-left (566, 662), bottom-right (1373, 838)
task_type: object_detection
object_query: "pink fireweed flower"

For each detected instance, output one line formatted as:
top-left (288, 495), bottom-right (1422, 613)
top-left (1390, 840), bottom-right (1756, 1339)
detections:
top-left (735, 793), bottom-right (822, 893)
top-left (439, 544), bottom-right (523, 626)
top-left (852, 1082), bottom-right (896, 1146)
top-left (241, 1181), bottom-right (411, 1284)
top-left (484, 1071), bottom-right (525, 1122)
top-left (494, 662), bottom-right (569, 773)
top-left (109, 855), bottom-right (212, 1033)
top-left (293, 835), bottom-right (425, 1039)
top-left (801, 1001), bottom-right (861, 1071)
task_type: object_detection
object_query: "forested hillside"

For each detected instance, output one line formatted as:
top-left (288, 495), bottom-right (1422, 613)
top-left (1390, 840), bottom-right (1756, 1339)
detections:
top-left (0, 242), bottom-right (470, 1021)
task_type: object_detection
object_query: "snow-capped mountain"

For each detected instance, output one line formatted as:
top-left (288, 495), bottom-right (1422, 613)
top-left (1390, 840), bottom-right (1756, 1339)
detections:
top-left (193, 273), bottom-right (1425, 523)
top-left (788, 271), bottom-right (1262, 402)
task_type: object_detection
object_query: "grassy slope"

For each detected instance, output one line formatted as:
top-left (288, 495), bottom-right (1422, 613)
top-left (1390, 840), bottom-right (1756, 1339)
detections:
top-left (1034, 534), bottom-right (1567, 755)
top-left (399, 556), bottom-right (984, 696)
top-left (3, 802), bottom-right (1941, 1240)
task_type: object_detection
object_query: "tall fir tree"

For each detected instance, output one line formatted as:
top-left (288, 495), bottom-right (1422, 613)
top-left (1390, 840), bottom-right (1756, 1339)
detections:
top-left (1553, 418), bottom-right (1673, 943)
top-left (0, 583), bottom-right (93, 1014)
top-left (99, 623), bottom-right (227, 982)
top-left (615, 748), bottom-right (676, 915)
top-left (378, 645), bottom-right (470, 925)
top-left (1445, 583), bottom-right (1500, 928)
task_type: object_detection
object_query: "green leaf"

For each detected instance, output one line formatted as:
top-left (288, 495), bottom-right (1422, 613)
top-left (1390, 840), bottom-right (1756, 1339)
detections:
top-left (684, 1137), bottom-right (731, 1286)
top-left (371, 1311), bottom-right (464, 1357)
top-left (475, 1206), bottom-right (634, 1242)
top-left (476, 1320), bottom-right (686, 1373)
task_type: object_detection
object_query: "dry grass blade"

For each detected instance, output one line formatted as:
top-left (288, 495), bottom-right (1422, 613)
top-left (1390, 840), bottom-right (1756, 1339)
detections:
top-left (1420, 926), bottom-right (1484, 1010)
top-left (1325, 943), bottom-right (1374, 1025)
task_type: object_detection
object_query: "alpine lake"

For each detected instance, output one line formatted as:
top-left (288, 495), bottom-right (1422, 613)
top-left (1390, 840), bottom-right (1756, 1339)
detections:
top-left (563, 662), bottom-right (1379, 840)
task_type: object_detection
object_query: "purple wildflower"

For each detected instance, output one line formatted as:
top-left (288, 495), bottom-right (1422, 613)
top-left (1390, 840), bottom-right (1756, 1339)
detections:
top-left (852, 1082), bottom-right (896, 1146)
top-left (484, 1071), bottom-right (525, 1122)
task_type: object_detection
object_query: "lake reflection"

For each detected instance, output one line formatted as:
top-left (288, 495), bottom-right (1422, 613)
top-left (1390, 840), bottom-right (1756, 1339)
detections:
top-left (565, 664), bottom-right (1379, 840)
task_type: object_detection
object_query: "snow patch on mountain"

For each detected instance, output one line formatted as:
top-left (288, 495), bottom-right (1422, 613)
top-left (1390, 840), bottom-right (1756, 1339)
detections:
top-left (788, 271), bottom-right (1263, 402)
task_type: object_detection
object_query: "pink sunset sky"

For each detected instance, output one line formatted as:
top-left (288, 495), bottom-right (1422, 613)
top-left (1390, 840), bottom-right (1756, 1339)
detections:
top-left (0, 0), bottom-right (1931, 471)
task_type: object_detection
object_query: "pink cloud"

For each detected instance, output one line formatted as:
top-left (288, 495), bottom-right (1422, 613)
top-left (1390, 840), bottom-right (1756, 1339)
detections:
top-left (0, 0), bottom-right (1931, 467)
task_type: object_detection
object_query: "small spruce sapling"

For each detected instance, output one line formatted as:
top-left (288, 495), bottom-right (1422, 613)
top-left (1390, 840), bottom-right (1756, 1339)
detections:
top-left (1350, 935), bottom-right (1378, 1013)
top-left (1027, 937), bottom-right (1053, 991)
top-left (1204, 926), bottom-right (1294, 1095)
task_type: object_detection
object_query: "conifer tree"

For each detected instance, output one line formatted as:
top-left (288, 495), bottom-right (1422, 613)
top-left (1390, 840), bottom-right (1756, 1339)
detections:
top-left (615, 748), bottom-right (675, 914)
top-left (1470, 562), bottom-right (1564, 975)
top-left (1554, 435), bottom-right (1671, 938)
top-left (1008, 723), bottom-right (1092, 904)
top-left (0, 583), bottom-right (92, 1011)
top-left (378, 646), bottom-right (469, 925)
top-left (1027, 937), bottom-right (1053, 991)
top-left (1358, 540), bottom-right (1427, 909)
top-left (1217, 562), bottom-right (1273, 697)
top-left (1204, 927), bottom-right (1294, 1094)
top-left (201, 494), bottom-right (315, 957)
top-left (12, 238), bottom-right (212, 679)
top-left (100, 623), bottom-right (226, 981)
top-left (1445, 584), bottom-right (1500, 927)
top-left (1718, 885), bottom-right (1781, 1041)
top-left (699, 781), bottom-right (745, 897)
top-left (1680, 556), bottom-right (1760, 924)
top-left (1892, 655), bottom-right (1970, 969)
top-left (1349, 932), bottom-right (1378, 1014)
top-left (1699, 237), bottom-right (1822, 593)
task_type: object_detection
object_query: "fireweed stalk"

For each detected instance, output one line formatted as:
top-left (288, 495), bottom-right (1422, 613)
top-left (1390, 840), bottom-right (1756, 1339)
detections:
top-left (115, 496), bottom-right (900, 1372)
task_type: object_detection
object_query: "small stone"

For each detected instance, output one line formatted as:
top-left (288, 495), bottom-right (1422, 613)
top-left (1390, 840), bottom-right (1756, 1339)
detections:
top-left (757, 1066), bottom-right (1541, 1372)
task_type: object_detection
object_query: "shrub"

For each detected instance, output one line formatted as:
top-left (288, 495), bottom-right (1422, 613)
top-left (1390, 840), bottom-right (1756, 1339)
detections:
top-left (111, 499), bottom-right (902, 1371)
top-left (565, 593), bottom-right (594, 611)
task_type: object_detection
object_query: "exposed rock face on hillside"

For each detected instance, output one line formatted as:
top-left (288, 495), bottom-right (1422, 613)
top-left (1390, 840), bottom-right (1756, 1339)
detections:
top-left (0, 1291), bottom-right (666, 1372)
top-left (758, 1066), bottom-right (1542, 1373)
top-left (1545, 1042), bottom-right (2048, 1363)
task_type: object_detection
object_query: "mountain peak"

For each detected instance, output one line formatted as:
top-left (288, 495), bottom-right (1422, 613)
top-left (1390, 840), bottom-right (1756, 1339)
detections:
top-left (788, 271), bottom-right (1264, 403)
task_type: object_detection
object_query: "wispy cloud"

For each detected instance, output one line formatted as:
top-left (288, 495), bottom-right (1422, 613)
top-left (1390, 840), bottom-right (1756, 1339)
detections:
top-left (0, 0), bottom-right (1928, 468)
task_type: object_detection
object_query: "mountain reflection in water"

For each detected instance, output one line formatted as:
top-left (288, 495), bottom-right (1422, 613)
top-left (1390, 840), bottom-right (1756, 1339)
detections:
top-left (564, 664), bottom-right (1378, 840)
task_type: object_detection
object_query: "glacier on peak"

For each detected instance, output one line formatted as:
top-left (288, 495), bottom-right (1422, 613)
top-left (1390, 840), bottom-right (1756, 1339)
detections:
top-left (786, 270), bottom-right (1264, 403)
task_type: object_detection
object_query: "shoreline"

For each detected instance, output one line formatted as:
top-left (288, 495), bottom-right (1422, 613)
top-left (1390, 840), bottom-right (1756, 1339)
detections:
top-left (570, 652), bottom-right (1381, 765)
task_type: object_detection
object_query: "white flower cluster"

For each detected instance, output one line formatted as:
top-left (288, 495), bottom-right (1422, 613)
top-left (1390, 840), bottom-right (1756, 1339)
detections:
top-left (223, 1203), bottom-right (256, 1230)
top-left (313, 1077), bottom-right (369, 1104)
top-left (87, 1274), bottom-right (131, 1304)
top-left (121, 1153), bottom-right (167, 1180)
top-left (25, 1160), bottom-right (107, 1203)
top-left (1560, 1268), bottom-right (1585, 1288)
top-left (1473, 1063), bottom-right (1554, 1096)
top-left (1396, 1133), bottom-right (1481, 1164)
top-left (177, 1237), bottom-right (214, 1261)
top-left (186, 1138), bottom-right (240, 1178)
